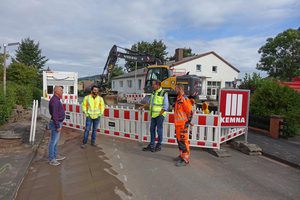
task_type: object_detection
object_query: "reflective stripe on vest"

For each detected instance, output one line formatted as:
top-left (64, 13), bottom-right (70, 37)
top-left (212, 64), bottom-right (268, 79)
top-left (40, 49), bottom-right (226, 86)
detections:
top-left (85, 94), bottom-right (102, 119)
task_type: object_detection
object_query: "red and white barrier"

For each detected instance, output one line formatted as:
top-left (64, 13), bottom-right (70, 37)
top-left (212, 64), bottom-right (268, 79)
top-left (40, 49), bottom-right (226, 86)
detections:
top-left (40, 98), bottom-right (246, 149)
top-left (47, 94), bottom-right (78, 104)
top-left (126, 93), bottom-right (147, 104)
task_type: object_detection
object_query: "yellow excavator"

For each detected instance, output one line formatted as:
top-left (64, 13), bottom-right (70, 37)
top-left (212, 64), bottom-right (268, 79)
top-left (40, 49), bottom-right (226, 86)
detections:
top-left (98, 45), bottom-right (164, 105)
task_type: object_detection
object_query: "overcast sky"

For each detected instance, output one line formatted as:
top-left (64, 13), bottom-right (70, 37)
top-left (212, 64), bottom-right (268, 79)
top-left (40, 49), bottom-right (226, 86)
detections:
top-left (1, 0), bottom-right (299, 79)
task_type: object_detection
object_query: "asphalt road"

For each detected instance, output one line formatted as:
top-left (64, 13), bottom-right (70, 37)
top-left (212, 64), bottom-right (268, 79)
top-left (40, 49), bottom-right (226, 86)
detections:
top-left (99, 135), bottom-right (300, 200)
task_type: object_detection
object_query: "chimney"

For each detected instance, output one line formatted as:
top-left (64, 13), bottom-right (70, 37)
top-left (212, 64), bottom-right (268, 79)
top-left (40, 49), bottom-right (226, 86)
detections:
top-left (175, 48), bottom-right (183, 62)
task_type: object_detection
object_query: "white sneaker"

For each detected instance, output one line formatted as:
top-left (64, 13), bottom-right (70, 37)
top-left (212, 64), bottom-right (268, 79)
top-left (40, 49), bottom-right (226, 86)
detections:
top-left (49, 159), bottom-right (60, 166)
top-left (55, 155), bottom-right (66, 161)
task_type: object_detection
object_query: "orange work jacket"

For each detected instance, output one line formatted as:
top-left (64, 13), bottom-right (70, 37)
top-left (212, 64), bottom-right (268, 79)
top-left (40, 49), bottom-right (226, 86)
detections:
top-left (174, 93), bottom-right (194, 126)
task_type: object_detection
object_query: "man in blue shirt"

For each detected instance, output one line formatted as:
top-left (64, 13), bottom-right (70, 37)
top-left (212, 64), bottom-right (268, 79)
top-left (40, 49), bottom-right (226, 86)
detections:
top-left (139, 79), bottom-right (168, 152)
top-left (48, 86), bottom-right (66, 166)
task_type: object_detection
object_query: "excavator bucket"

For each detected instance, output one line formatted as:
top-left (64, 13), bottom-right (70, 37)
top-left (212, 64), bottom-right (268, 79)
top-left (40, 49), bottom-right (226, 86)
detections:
top-left (101, 94), bottom-right (118, 105)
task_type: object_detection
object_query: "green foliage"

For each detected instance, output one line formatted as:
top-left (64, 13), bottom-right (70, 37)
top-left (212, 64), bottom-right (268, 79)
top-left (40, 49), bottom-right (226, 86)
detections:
top-left (257, 27), bottom-right (300, 81)
top-left (239, 72), bottom-right (264, 94)
top-left (250, 78), bottom-right (300, 136)
top-left (12, 37), bottom-right (49, 70)
top-left (167, 47), bottom-right (195, 61)
top-left (7, 62), bottom-right (39, 85)
top-left (125, 39), bottom-right (168, 72)
top-left (0, 82), bottom-right (16, 125)
top-left (31, 87), bottom-right (42, 103)
top-left (11, 82), bottom-right (33, 109)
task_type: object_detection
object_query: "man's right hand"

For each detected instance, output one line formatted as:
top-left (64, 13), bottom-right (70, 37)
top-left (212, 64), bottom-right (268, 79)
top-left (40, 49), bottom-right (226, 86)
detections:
top-left (57, 128), bottom-right (61, 132)
top-left (139, 106), bottom-right (143, 110)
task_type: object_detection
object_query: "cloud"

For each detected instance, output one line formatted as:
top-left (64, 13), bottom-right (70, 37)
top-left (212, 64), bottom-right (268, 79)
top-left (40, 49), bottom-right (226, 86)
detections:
top-left (0, 0), bottom-right (299, 79)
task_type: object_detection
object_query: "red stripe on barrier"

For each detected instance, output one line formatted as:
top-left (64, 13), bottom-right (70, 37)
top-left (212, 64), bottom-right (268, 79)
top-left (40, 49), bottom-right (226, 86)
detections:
top-left (124, 111), bottom-right (130, 119)
top-left (155, 138), bottom-right (158, 141)
top-left (168, 139), bottom-right (176, 143)
top-left (97, 129), bottom-right (100, 132)
top-left (198, 116), bottom-right (206, 125)
top-left (124, 133), bottom-right (130, 138)
top-left (169, 114), bottom-right (174, 123)
top-left (213, 143), bottom-right (217, 147)
top-left (64, 95), bottom-right (67, 99)
top-left (104, 130), bottom-right (109, 134)
top-left (135, 135), bottom-right (138, 139)
top-left (60, 96), bottom-right (62, 99)
top-left (70, 95), bottom-right (73, 99)
top-left (234, 133), bottom-right (237, 136)
top-left (143, 137), bottom-right (147, 141)
top-left (197, 141), bottom-right (205, 146)
top-left (69, 105), bottom-right (73, 112)
top-left (76, 106), bottom-right (80, 113)
top-left (49, 95), bottom-right (51, 99)
top-left (188, 141), bottom-right (190, 144)
top-left (63, 122), bottom-right (67, 126)
top-left (104, 109), bottom-right (109, 117)
top-left (76, 125), bottom-right (80, 129)
top-left (135, 112), bottom-right (138, 120)
top-left (214, 117), bottom-right (218, 126)
top-left (239, 130), bottom-right (242, 134)
top-left (63, 104), bottom-right (66, 111)
top-left (83, 127), bottom-right (85, 130)
top-left (221, 137), bottom-right (225, 142)
top-left (114, 132), bottom-right (120, 136)
top-left (70, 124), bottom-right (73, 127)
top-left (114, 110), bottom-right (119, 118)
top-left (228, 135), bottom-right (231, 139)
top-left (75, 96), bottom-right (77, 99)
top-left (144, 112), bottom-right (148, 121)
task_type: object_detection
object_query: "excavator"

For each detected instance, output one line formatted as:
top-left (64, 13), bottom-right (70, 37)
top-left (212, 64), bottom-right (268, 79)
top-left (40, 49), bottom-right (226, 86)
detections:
top-left (143, 65), bottom-right (202, 109)
top-left (99, 45), bottom-right (202, 108)
top-left (98, 45), bottom-right (163, 105)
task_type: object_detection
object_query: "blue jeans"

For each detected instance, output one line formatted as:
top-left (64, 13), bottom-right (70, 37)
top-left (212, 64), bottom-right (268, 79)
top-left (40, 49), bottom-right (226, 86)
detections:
top-left (83, 117), bottom-right (100, 143)
top-left (49, 121), bottom-right (63, 161)
top-left (150, 115), bottom-right (165, 147)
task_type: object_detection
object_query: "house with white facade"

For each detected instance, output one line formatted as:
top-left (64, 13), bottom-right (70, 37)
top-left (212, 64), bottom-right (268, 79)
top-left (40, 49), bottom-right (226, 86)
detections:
top-left (112, 48), bottom-right (240, 99)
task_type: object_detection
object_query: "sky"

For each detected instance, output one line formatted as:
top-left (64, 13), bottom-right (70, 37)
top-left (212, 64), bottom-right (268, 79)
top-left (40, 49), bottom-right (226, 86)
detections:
top-left (1, 0), bottom-right (300, 79)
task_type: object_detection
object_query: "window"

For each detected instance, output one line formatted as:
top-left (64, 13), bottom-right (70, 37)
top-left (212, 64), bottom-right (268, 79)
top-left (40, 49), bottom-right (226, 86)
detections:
top-left (127, 80), bottom-right (132, 88)
top-left (47, 86), bottom-right (54, 94)
top-left (225, 82), bottom-right (231, 87)
top-left (162, 68), bottom-right (168, 81)
top-left (212, 66), bottom-right (217, 73)
top-left (112, 81), bottom-right (115, 89)
top-left (138, 79), bottom-right (142, 90)
top-left (196, 64), bottom-right (201, 71)
top-left (68, 86), bottom-right (74, 94)
top-left (120, 81), bottom-right (123, 87)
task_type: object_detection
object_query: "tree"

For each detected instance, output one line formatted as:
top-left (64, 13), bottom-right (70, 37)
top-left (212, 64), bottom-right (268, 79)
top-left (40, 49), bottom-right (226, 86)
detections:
top-left (167, 47), bottom-right (195, 61)
top-left (239, 72), bottom-right (263, 94)
top-left (124, 39), bottom-right (168, 72)
top-left (6, 62), bottom-right (39, 85)
top-left (257, 27), bottom-right (300, 81)
top-left (12, 37), bottom-right (49, 70)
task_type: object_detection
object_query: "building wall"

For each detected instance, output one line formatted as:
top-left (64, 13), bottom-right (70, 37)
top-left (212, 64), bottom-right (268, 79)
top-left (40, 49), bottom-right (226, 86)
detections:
top-left (112, 76), bottom-right (144, 94)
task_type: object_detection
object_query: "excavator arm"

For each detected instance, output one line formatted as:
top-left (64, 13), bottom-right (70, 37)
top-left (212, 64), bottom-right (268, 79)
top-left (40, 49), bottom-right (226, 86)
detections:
top-left (98, 45), bottom-right (164, 105)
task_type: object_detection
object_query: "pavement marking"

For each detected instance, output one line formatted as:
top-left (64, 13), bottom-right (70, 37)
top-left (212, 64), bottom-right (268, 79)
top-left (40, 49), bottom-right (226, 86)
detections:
top-left (0, 164), bottom-right (12, 175)
top-left (120, 163), bottom-right (123, 169)
top-left (115, 148), bottom-right (118, 151)
top-left (124, 175), bottom-right (127, 181)
top-left (117, 155), bottom-right (120, 159)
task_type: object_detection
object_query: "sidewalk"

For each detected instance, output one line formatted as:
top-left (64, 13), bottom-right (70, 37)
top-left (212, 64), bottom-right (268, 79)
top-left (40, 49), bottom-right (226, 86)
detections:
top-left (0, 120), bottom-right (299, 200)
top-left (233, 130), bottom-right (300, 169)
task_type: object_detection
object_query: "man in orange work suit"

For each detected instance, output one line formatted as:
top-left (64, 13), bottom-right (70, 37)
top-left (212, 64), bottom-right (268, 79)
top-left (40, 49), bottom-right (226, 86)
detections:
top-left (173, 83), bottom-right (194, 167)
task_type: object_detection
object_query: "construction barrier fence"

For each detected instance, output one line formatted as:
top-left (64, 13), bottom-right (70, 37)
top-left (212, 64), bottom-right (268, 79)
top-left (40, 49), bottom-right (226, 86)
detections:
top-left (41, 98), bottom-right (245, 149)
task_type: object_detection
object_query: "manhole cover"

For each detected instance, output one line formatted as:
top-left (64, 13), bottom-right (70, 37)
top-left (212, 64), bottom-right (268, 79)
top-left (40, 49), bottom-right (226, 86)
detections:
top-left (0, 130), bottom-right (22, 139)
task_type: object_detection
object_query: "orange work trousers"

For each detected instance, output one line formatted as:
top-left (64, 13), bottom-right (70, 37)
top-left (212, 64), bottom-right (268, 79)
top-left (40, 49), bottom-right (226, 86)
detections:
top-left (175, 124), bottom-right (190, 163)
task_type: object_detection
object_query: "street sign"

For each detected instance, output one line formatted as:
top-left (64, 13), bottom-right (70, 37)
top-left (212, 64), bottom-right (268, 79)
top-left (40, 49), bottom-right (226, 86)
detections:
top-left (218, 89), bottom-right (250, 127)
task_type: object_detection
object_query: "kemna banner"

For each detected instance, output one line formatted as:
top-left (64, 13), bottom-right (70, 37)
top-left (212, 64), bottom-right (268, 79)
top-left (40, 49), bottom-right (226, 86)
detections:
top-left (218, 89), bottom-right (250, 127)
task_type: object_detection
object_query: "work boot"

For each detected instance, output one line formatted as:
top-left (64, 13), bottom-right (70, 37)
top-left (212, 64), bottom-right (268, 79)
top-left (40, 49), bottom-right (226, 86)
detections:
top-left (172, 156), bottom-right (182, 161)
top-left (175, 160), bottom-right (189, 167)
top-left (91, 142), bottom-right (97, 147)
top-left (81, 141), bottom-right (87, 148)
top-left (142, 144), bottom-right (154, 151)
top-left (151, 144), bottom-right (161, 152)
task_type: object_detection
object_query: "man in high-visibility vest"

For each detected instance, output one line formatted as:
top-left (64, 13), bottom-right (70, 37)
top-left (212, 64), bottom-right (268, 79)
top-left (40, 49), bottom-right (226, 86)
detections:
top-left (81, 86), bottom-right (105, 148)
top-left (173, 83), bottom-right (194, 167)
top-left (139, 79), bottom-right (169, 152)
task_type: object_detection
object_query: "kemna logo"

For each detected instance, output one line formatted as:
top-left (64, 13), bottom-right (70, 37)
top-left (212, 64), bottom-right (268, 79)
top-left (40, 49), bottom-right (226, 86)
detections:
top-left (222, 93), bottom-right (245, 124)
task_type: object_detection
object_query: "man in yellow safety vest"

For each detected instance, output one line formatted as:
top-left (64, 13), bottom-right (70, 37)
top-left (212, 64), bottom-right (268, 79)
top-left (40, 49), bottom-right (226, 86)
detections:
top-left (81, 86), bottom-right (105, 148)
top-left (139, 79), bottom-right (169, 152)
